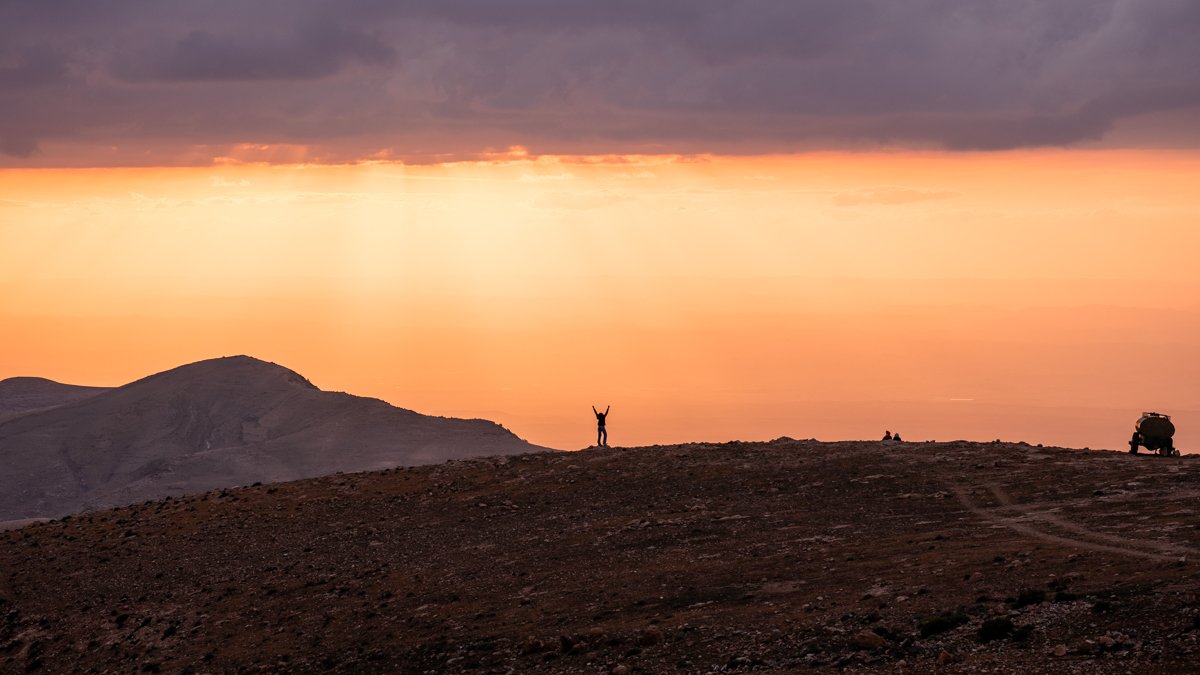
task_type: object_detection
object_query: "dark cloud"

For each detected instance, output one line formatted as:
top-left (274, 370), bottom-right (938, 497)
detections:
top-left (0, 0), bottom-right (1198, 164)
top-left (1, 136), bottom-right (38, 158)
top-left (112, 23), bottom-right (395, 82)
top-left (0, 44), bottom-right (69, 88)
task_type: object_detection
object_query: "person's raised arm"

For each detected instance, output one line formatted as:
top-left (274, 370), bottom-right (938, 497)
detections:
top-left (605, 405), bottom-right (610, 415)
top-left (592, 405), bottom-right (598, 416)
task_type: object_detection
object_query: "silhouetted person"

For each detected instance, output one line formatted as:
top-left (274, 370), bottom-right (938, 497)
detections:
top-left (593, 405), bottom-right (609, 446)
top-left (892, 432), bottom-right (903, 442)
top-left (882, 430), bottom-right (893, 441)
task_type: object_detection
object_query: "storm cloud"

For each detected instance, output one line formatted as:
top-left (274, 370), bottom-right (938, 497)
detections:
top-left (1, 0), bottom-right (1198, 164)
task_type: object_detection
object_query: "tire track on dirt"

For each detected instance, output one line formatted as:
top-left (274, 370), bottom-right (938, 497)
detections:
top-left (952, 485), bottom-right (1177, 562)
top-left (984, 484), bottom-right (1200, 558)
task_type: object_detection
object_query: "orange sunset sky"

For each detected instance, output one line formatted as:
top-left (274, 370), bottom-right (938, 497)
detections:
top-left (3, 151), bottom-right (1198, 450)
top-left (2, 2), bottom-right (1199, 451)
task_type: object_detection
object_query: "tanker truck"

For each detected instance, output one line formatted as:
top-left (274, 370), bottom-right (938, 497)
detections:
top-left (1129, 412), bottom-right (1178, 456)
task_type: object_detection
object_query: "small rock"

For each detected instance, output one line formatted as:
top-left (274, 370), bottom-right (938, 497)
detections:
top-left (978, 617), bottom-right (1014, 643)
top-left (638, 626), bottom-right (662, 646)
top-left (1012, 589), bottom-right (1046, 608)
top-left (936, 650), bottom-right (956, 666)
top-left (851, 630), bottom-right (887, 651)
top-left (1053, 644), bottom-right (1068, 657)
top-left (520, 636), bottom-right (544, 654)
top-left (612, 666), bottom-right (629, 675)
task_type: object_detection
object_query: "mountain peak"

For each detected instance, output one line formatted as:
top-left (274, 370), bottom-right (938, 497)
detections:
top-left (0, 355), bottom-right (542, 520)
top-left (0, 376), bottom-right (65, 389)
top-left (129, 355), bottom-right (318, 391)
top-left (0, 377), bottom-right (109, 421)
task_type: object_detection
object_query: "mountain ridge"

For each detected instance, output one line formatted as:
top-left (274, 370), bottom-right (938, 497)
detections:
top-left (0, 375), bottom-right (109, 423)
top-left (0, 355), bottom-right (546, 520)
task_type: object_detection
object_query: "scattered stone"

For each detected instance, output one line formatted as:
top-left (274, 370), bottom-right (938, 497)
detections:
top-left (4, 439), bottom-right (1198, 671)
top-left (851, 630), bottom-right (887, 651)
top-left (519, 636), bottom-right (545, 655)
top-left (919, 612), bottom-right (968, 638)
top-left (1072, 639), bottom-right (1095, 655)
top-left (1012, 589), bottom-right (1046, 608)
top-left (558, 635), bottom-right (575, 653)
top-left (638, 626), bottom-right (662, 646)
top-left (977, 617), bottom-right (1013, 643)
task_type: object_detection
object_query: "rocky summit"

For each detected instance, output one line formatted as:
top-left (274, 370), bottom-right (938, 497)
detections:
top-left (2, 439), bottom-right (1199, 673)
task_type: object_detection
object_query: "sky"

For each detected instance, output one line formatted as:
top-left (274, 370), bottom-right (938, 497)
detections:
top-left (2, 1), bottom-right (1199, 451)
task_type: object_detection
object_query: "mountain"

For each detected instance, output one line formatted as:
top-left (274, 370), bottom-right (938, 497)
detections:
top-left (0, 355), bottom-right (545, 521)
top-left (0, 376), bottom-right (108, 422)
top-left (1, 440), bottom-right (1197, 672)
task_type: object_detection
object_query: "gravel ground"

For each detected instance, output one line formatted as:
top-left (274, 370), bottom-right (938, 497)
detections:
top-left (2, 439), bottom-right (1199, 673)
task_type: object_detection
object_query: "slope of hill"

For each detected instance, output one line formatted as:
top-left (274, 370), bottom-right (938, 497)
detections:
top-left (0, 356), bottom-right (544, 521)
top-left (0, 376), bottom-right (108, 422)
top-left (2, 440), bottom-right (1198, 673)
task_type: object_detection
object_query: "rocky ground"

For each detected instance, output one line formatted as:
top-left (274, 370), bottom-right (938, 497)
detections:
top-left (2, 439), bottom-right (1199, 673)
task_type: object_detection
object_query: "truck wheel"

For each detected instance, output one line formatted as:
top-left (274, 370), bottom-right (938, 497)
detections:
top-left (1129, 443), bottom-right (1138, 455)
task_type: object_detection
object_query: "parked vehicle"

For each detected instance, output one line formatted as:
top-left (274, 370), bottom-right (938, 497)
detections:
top-left (1129, 412), bottom-right (1178, 456)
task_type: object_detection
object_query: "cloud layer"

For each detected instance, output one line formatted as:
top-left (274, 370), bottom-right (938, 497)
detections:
top-left (2, 0), bottom-right (1199, 164)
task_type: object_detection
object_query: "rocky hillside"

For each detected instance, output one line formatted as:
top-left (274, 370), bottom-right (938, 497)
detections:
top-left (0, 356), bottom-right (544, 521)
top-left (2, 439), bottom-right (1198, 673)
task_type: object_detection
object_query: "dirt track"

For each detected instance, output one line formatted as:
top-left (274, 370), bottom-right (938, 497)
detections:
top-left (2, 440), bottom-right (1199, 673)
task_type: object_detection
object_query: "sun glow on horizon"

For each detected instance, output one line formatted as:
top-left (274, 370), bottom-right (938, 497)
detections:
top-left (3, 150), bottom-right (1199, 451)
